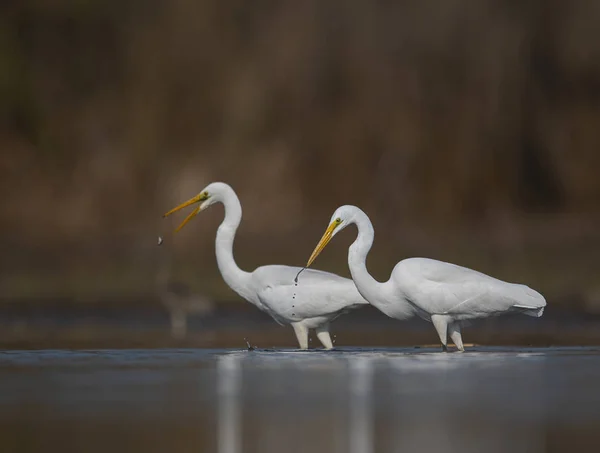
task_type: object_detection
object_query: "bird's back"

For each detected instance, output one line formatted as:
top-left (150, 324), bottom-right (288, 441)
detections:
top-left (392, 257), bottom-right (546, 319)
top-left (252, 265), bottom-right (353, 287)
top-left (250, 265), bottom-right (368, 324)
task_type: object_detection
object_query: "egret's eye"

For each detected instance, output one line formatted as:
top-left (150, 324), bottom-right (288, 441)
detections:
top-left (200, 191), bottom-right (210, 200)
top-left (335, 217), bottom-right (342, 224)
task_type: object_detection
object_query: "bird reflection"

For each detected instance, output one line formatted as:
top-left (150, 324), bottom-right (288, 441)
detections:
top-left (217, 355), bottom-right (242, 453)
top-left (214, 351), bottom-right (549, 453)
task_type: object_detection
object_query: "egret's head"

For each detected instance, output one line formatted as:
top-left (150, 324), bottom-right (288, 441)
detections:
top-left (306, 205), bottom-right (356, 268)
top-left (163, 182), bottom-right (225, 232)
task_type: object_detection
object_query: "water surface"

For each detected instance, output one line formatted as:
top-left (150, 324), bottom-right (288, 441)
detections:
top-left (1, 347), bottom-right (599, 453)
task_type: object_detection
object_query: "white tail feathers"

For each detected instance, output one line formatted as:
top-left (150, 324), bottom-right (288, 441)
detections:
top-left (511, 284), bottom-right (546, 317)
top-left (514, 305), bottom-right (545, 317)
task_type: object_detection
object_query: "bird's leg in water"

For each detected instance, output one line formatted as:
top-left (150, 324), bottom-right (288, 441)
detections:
top-left (291, 322), bottom-right (309, 350)
top-left (315, 323), bottom-right (333, 350)
top-left (448, 322), bottom-right (465, 352)
top-left (431, 315), bottom-right (448, 352)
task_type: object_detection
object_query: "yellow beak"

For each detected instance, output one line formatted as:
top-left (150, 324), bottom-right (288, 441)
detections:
top-left (306, 222), bottom-right (337, 268)
top-left (163, 194), bottom-right (204, 232)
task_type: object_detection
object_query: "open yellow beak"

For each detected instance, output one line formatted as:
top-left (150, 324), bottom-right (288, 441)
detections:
top-left (163, 194), bottom-right (204, 232)
top-left (306, 222), bottom-right (337, 268)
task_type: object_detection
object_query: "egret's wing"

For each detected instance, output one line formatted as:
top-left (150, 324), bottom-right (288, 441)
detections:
top-left (253, 265), bottom-right (368, 319)
top-left (396, 258), bottom-right (546, 316)
top-left (258, 283), bottom-right (365, 319)
top-left (253, 265), bottom-right (352, 287)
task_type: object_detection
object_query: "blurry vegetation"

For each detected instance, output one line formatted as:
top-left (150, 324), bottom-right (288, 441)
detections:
top-left (1, 0), bottom-right (600, 309)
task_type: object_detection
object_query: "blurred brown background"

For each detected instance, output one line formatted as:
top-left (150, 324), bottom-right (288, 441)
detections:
top-left (1, 0), bottom-right (600, 347)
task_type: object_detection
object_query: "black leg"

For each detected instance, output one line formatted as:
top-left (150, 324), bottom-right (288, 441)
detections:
top-left (442, 344), bottom-right (448, 352)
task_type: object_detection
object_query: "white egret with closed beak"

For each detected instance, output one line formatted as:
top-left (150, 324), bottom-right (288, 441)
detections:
top-left (305, 205), bottom-right (546, 351)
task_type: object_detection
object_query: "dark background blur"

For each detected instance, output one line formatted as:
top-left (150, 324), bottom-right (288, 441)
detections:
top-left (1, 0), bottom-right (600, 348)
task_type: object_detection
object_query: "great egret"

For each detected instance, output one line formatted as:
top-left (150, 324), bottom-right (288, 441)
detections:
top-left (305, 205), bottom-right (546, 351)
top-left (163, 183), bottom-right (368, 350)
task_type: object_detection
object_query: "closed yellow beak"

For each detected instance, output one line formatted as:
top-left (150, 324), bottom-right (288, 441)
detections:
top-left (163, 194), bottom-right (203, 232)
top-left (306, 222), bottom-right (337, 268)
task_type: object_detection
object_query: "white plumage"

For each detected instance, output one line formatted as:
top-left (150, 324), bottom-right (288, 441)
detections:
top-left (163, 183), bottom-right (368, 350)
top-left (305, 205), bottom-right (547, 351)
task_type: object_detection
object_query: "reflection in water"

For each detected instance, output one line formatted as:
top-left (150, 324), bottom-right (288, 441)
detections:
top-left (218, 355), bottom-right (241, 453)
top-left (348, 357), bottom-right (373, 453)
top-left (1, 347), bottom-right (600, 452)
top-left (214, 351), bottom-right (551, 452)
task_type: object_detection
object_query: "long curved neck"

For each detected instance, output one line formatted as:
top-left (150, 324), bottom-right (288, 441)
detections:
top-left (348, 210), bottom-right (386, 305)
top-left (215, 189), bottom-right (252, 299)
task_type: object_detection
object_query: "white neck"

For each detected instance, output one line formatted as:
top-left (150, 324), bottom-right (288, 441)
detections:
top-left (347, 208), bottom-right (416, 319)
top-left (214, 188), bottom-right (253, 301)
top-left (347, 210), bottom-right (387, 306)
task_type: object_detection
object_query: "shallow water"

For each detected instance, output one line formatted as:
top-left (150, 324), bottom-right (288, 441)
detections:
top-left (1, 347), bottom-right (599, 453)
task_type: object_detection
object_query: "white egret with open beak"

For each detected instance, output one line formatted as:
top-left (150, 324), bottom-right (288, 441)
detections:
top-left (305, 205), bottom-right (546, 351)
top-left (163, 183), bottom-right (368, 350)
